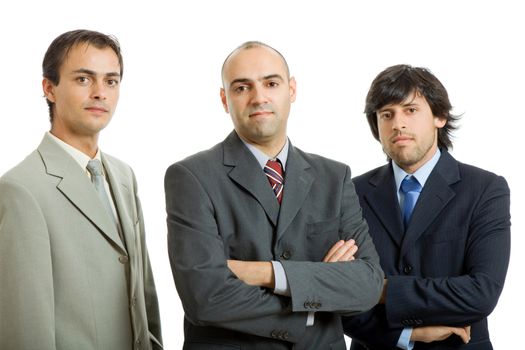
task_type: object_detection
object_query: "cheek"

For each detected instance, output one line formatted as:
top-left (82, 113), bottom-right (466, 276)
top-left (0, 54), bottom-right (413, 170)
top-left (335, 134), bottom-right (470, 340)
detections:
top-left (377, 123), bottom-right (389, 139)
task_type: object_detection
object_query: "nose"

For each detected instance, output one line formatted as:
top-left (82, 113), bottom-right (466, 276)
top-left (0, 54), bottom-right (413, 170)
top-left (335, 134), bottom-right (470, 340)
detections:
top-left (391, 114), bottom-right (406, 131)
top-left (91, 80), bottom-right (107, 100)
top-left (250, 85), bottom-right (269, 105)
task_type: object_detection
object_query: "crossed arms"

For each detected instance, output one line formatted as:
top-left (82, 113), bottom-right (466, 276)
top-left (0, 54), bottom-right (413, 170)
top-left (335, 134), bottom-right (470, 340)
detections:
top-left (165, 161), bottom-right (383, 342)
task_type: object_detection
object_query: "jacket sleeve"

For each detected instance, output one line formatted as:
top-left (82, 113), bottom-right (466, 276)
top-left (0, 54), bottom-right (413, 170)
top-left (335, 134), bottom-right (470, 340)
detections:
top-left (385, 175), bottom-right (511, 327)
top-left (281, 166), bottom-right (384, 316)
top-left (165, 163), bottom-right (307, 342)
top-left (0, 179), bottom-right (57, 349)
top-left (132, 172), bottom-right (163, 349)
top-left (343, 305), bottom-right (403, 348)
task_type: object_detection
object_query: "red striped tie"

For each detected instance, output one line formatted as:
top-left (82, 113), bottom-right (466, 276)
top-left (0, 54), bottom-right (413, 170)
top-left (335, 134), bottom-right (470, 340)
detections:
top-left (264, 159), bottom-right (284, 204)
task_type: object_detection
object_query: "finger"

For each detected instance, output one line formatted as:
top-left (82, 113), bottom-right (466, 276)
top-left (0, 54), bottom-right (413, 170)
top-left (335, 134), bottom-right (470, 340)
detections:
top-left (339, 244), bottom-right (358, 261)
top-left (450, 327), bottom-right (469, 344)
top-left (328, 239), bottom-right (356, 262)
top-left (323, 240), bottom-right (345, 262)
top-left (464, 326), bottom-right (471, 342)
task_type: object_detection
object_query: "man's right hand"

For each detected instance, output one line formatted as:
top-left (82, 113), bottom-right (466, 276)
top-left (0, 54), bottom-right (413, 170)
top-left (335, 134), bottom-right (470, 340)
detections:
top-left (322, 239), bottom-right (358, 262)
top-left (411, 325), bottom-right (471, 344)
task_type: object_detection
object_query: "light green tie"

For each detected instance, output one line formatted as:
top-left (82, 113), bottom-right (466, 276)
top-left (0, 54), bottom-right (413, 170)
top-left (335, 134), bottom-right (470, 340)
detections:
top-left (86, 159), bottom-right (116, 223)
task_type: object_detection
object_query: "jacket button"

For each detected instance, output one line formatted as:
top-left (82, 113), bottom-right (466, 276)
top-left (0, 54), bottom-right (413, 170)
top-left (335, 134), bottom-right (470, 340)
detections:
top-left (403, 265), bottom-right (412, 274)
top-left (119, 255), bottom-right (129, 264)
top-left (271, 330), bottom-right (279, 338)
top-left (304, 301), bottom-right (311, 309)
top-left (315, 302), bottom-right (322, 309)
top-left (281, 251), bottom-right (291, 260)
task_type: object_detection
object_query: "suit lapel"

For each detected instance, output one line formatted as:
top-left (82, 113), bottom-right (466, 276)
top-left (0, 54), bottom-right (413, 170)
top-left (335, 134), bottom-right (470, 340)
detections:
top-left (363, 165), bottom-right (404, 247)
top-left (223, 132), bottom-right (280, 226)
top-left (103, 155), bottom-right (134, 255)
top-left (400, 151), bottom-right (459, 258)
top-left (38, 134), bottom-right (126, 253)
top-left (276, 145), bottom-right (314, 239)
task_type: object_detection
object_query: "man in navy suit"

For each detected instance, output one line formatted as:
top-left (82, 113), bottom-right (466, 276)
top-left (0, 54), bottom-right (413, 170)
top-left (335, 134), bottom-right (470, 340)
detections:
top-left (343, 64), bottom-right (510, 349)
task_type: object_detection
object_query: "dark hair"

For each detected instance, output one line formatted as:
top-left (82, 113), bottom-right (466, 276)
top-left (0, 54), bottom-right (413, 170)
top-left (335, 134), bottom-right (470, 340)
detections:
top-left (365, 64), bottom-right (459, 150)
top-left (221, 41), bottom-right (290, 83)
top-left (42, 29), bottom-right (123, 122)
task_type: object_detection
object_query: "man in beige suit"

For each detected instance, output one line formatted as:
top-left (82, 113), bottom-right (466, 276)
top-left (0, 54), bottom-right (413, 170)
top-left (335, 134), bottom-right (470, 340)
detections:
top-left (0, 29), bottom-right (162, 349)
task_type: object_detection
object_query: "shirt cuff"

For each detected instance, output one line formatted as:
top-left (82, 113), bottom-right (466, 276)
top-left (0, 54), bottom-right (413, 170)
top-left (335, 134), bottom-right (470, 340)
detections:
top-left (306, 312), bottom-right (315, 326)
top-left (397, 327), bottom-right (414, 350)
top-left (271, 261), bottom-right (290, 296)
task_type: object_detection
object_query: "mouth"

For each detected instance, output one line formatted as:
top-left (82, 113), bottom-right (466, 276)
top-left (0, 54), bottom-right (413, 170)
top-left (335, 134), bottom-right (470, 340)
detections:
top-left (249, 110), bottom-right (273, 118)
top-left (391, 135), bottom-right (413, 144)
top-left (85, 106), bottom-right (109, 113)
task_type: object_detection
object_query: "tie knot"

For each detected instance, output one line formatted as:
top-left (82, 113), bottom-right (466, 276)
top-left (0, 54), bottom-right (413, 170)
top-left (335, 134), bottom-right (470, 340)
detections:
top-left (265, 159), bottom-right (284, 182)
top-left (401, 176), bottom-right (421, 194)
top-left (86, 159), bottom-right (104, 177)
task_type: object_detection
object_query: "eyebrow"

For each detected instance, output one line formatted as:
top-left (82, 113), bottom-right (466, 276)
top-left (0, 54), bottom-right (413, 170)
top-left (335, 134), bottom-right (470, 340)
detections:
top-left (72, 68), bottom-right (121, 78)
top-left (229, 74), bottom-right (285, 86)
top-left (378, 100), bottom-right (419, 113)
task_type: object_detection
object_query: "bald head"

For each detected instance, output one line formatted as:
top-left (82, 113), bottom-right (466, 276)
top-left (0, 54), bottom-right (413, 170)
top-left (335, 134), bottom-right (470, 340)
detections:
top-left (221, 41), bottom-right (290, 86)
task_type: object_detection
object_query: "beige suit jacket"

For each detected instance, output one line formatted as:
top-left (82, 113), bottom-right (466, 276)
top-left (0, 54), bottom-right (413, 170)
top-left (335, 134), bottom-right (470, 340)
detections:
top-left (0, 133), bottom-right (162, 350)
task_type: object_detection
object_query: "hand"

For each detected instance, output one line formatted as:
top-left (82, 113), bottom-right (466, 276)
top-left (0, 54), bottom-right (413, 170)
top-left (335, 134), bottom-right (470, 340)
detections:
top-left (411, 325), bottom-right (471, 344)
top-left (227, 260), bottom-right (275, 289)
top-left (322, 239), bottom-right (358, 262)
top-left (378, 278), bottom-right (387, 304)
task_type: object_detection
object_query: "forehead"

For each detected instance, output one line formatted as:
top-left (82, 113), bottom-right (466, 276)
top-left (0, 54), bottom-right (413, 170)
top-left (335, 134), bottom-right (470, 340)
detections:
top-left (223, 46), bottom-right (288, 83)
top-left (380, 91), bottom-right (429, 110)
top-left (60, 43), bottom-right (120, 72)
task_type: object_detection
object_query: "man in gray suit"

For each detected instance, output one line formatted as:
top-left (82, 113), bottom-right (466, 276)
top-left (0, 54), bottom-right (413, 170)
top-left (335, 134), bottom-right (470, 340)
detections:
top-left (165, 41), bottom-right (384, 349)
top-left (0, 29), bottom-right (162, 349)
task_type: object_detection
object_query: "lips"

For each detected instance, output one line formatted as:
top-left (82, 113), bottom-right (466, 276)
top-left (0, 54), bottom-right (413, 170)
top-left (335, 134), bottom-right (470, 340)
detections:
top-left (85, 106), bottom-right (109, 113)
top-left (249, 110), bottom-right (273, 117)
top-left (393, 136), bottom-right (411, 142)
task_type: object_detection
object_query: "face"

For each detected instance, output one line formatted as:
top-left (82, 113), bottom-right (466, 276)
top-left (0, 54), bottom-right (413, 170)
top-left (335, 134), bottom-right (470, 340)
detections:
top-left (376, 92), bottom-right (446, 173)
top-left (43, 43), bottom-right (121, 140)
top-left (220, 46), bottom-right (296, 150)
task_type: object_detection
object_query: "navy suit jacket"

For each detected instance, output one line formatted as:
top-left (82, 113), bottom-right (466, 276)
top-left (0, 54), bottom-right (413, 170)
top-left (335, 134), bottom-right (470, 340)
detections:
top-left (343, 150), bottom-right (510, 350)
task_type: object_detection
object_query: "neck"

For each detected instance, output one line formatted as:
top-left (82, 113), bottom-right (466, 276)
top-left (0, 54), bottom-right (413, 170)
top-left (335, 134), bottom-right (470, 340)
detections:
top-left (400, 145), bottom-right (438, 174)
top-left (50, 128), bottom-right (99, 159)
top-left (242, 136), bottom-right (286, 158)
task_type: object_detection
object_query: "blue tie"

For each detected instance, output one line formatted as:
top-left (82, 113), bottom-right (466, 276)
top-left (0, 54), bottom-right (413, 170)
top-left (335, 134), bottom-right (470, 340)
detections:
top-left (400, 175), bottom-right (422, 227)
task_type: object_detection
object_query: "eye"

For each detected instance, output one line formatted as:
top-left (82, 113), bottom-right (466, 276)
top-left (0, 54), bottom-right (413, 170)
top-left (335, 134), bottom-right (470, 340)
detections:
top-left (267, 81), bottom-right (279, 88)
top-left (76, 76), bottom-right (89, 84)
top-left (379, 112), bottom-right (392, 120)
top-left (106, 79), bottom-right (120, 87)
top-left (407, 107), bottom-right (417, 114)
top-left (233, 85), bottom-right (250, 93)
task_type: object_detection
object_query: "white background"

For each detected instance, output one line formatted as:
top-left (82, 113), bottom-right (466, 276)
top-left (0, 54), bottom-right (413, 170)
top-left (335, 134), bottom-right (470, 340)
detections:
top-left (1, 1), bottom-right (523, 348)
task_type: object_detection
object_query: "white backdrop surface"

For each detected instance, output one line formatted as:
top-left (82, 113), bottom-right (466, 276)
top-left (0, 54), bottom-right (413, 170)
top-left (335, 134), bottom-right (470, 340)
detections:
top-left (1, 1), bottom-right (523, 348)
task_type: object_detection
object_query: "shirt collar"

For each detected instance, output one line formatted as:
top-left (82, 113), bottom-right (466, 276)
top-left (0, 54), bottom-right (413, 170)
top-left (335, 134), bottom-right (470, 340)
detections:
top-left (392, 148), bottom-right (441, 193)
top-left (242, 138), bottom-right (289, 171)
top-left (46, 131), bottom-right (102, 174)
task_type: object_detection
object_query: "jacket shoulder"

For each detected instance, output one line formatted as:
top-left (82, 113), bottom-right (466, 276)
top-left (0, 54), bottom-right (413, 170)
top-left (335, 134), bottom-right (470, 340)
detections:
top-left (295, 147), bottom-right (350, 176)
top-left (166, 142), bottom-right (223, 175)
top-left (0, 150), bottom-right (43, 186)
top-left (352, 164), bottom-right (388, 188)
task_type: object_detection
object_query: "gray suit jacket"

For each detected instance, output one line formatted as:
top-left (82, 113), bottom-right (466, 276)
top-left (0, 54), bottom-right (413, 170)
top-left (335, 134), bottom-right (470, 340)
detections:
top-left (0, 133), bottom-right (162, 350)
top-left (165, 131), bottom-right (384, 350)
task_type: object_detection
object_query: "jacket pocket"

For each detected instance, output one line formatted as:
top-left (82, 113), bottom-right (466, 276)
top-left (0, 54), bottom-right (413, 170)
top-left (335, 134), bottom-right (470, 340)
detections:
top-left (306, 217), bottom-right (340, 261)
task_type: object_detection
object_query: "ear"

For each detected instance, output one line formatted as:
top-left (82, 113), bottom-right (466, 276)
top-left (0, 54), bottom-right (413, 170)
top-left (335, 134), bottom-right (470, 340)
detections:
top-left (42, 78), bottom-right (56, 103)
top-left (220, 87), bottom-right (229, 113)
top-left (289, 77), bottom-right (297, 103)
top-left (434, 116), bottom-right (447, 129)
